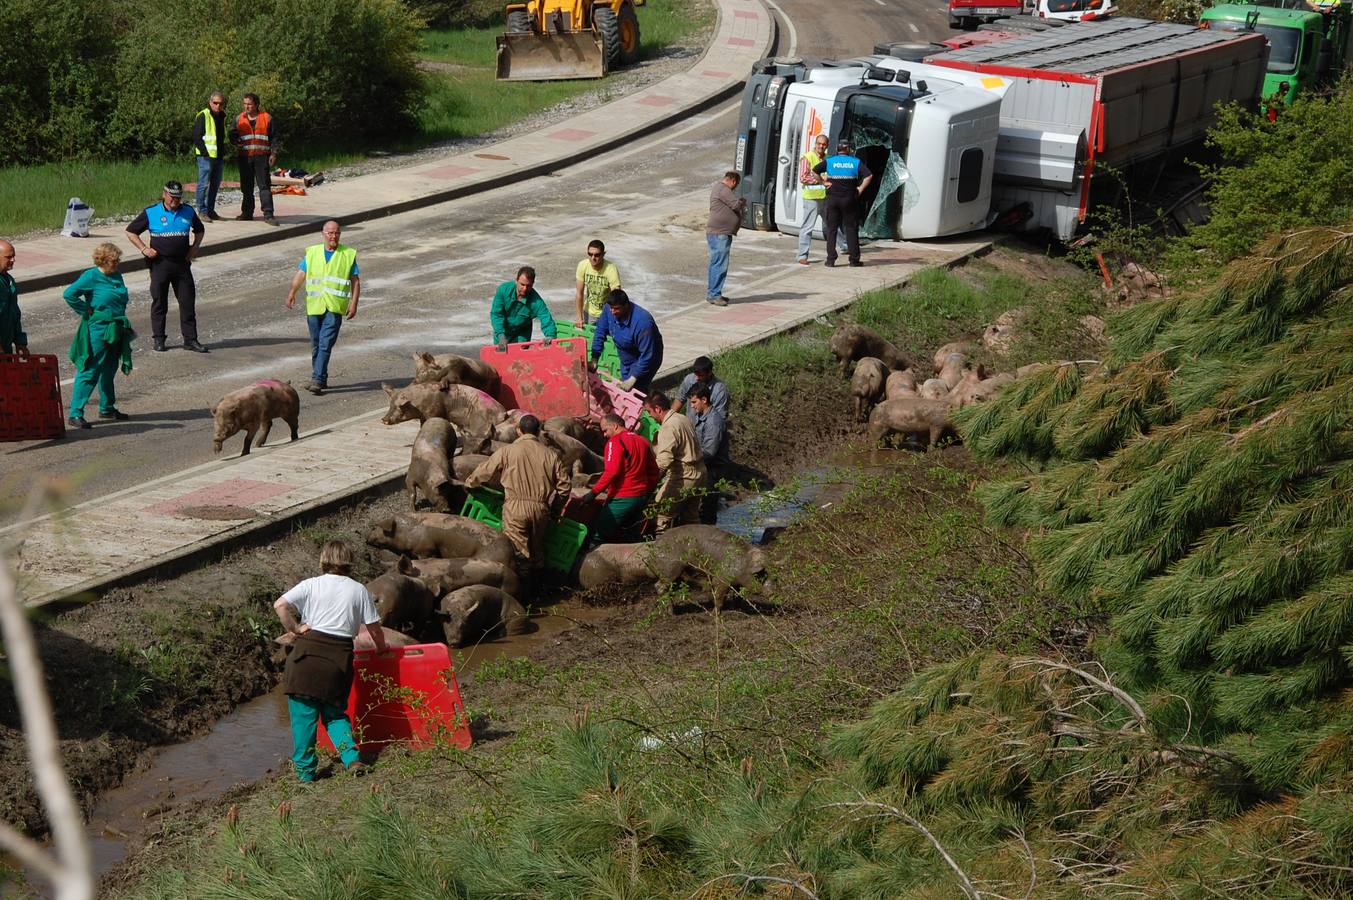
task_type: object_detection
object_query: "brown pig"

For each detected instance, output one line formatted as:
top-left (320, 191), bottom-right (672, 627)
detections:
top-left (885, 369), bottom-right (919, 400)
top-left (948, 369), bottom-right (1014, 409)
top-left (932, 341), bottom-right (974, 374)
top-left (938, 353), bottom-right (968, 390)
top-left (919, 378), bottom-right (950, 400)
top-left (366, 569), bottom-right (438, 633)
top-left (380, 382), bottom-right (507, 452)
top-left (399, 556), bottom-right (521, 600)
top-left (545, 416), bottom-right (606, 454)
top-left (411, 351), bottom-right (501, 395)
top-left (540, 428), bottom-right (603, 475)
top-left (579, 525), bottom-right (768, 610)
top-left (408, 417), bottom-right (458, 511)
top-left (438, 585), bottom-right (530, 647)
top-left (828, 324), bottom-right (910, 376)
top-left (367, 512), bottom-right (515, 566)
top-left (452, 453), bottom-right (491, 481)
top-left (210, 380), bottom-right (300, 457)
top-left (851, 357), bottom-right (888, 422)
top-left (867, 398), bottom-right (955, 448)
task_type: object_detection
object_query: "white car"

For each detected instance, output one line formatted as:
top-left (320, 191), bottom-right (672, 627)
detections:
top-left (1036, 0), bottom-right (1117, 22)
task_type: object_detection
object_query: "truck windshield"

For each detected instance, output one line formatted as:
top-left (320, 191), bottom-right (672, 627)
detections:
top-left (1207, 20), bottom-right (1301, 73)
top-left (844, 91), bottom-right (912, 239)
top-left (1047, 0), bottom-right (1091, 11)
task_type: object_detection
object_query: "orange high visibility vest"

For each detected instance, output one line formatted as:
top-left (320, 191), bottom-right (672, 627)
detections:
top-left (235, 111), bottom-right (272, 156)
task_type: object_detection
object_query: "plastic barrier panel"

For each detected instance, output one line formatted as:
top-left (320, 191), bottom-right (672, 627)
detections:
top-left (318, 643), bottom-right (472, 753)
top-left (587, 372), bottom-right (645, 430)
top-left (0, 354), bottom-right (65, 442)
top-left (480, 338), bottom-right (589, 417)
top-left (555, 323), bottom-right (621, 379)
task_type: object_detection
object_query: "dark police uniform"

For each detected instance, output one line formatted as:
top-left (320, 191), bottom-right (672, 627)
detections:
top-left (127, 202), bottom-right (205, 344)
top-left (814, 153), bottom-right (872, 266)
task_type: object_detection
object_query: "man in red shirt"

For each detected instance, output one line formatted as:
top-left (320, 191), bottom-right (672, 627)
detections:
top-left (589, 413), bottom-right (659, 542)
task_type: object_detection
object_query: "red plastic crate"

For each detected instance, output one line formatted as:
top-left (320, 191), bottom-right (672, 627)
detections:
top-left (319, 643), bottom-right (472, 754)
top-left (480, 337), bottom-right (589, 417)
top-left (0, 354), bottom-right (65, 441)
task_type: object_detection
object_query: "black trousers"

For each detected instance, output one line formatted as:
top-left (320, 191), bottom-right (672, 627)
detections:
top-left (238, 154), bottom-right (274, 217)
top-left (824, 193), bottom-right (861, 264)
top-left (148, 258), bottom-right (197, 342)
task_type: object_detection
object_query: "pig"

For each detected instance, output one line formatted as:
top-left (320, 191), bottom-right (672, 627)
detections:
top-left (932, 341), bottom-right (974, 374)
top-left (453, 453), bottom-right (491, 481)
top-left (885, 368), bottom-right (919, 400)
top-left (367, 512), bottom-right (515, 566)
top-left (867, 398), bottom-right (955, 448)
top-left (579, 525), bottom-right (768, 610)
top-left (545, 416), bottom-right (606, 454)
top-left (380, 382), bottom-right (507, 452)
top-left (851, 357), bottom-right (888, 422)
top-left (938, 353), bottom-right (968, 390)
top-left (366, 569), bottom-right (438, 633)
top-left (493, 420), bottom-right (521, 444)
top-left (540, 428), bottom-right (604, 475)
top-left (828, 324), bottom-right (911, 376)
top-left (210, 380), bottom-right (300, 457)
top-left (438, 585), bottom-right (530, 647)
top-left (400, 556), bottom-right (521, 600)
top-left (411, 351), bottom-right (501, 395)
top-left (407, 417), bottom-right (458, 511)
top-left (949, 369), bottom-right (1014, 409)
top-left (919, 378), bottom-right (950, 400)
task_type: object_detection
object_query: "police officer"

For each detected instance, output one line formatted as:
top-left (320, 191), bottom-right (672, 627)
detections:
top-left (815, 140), bottom-right (874, 268)
top-left (125, 181), bottom-right (208, 352)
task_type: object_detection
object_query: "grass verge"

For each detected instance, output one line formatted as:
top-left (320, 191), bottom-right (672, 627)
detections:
top-left (0, 0), bottom-right (713, 237)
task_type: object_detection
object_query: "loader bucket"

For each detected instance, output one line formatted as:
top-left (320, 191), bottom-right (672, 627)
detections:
top-left (496, 32), bottom-right (607, 81)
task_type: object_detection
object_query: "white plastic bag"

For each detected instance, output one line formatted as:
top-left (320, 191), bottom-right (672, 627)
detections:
top-left (61, 198), bottom-right (93, 237)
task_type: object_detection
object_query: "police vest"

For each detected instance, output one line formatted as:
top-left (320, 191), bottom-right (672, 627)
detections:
top-left (146, 203), bottom-right (196, 238)
top-left (801, 150), bottom-right (826, 200)
top-left (196, 108), bottom-right (218, 158)
top-left (825, 154), bottom-right (862, 179)
top-left (236, 111), bottom-right (272, 157)
top-left (304, 244), bottom-right (357, 316)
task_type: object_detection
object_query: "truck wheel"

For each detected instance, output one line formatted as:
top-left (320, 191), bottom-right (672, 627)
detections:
top-left (506, 9), bottom-right (532, 32)
top-left (963, 16), bottom-right (979, 30)
top-left (618, 2), bottom-right (641, 66)
top-left (594, 6), bottom-right (622, 71)
top-left (949, 16), bottom-right (962, 29)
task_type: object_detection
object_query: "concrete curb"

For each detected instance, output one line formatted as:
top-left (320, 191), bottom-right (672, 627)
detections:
top-left (19, 2), bottom-right (779, 295)
top-left (20, 239), bottom-right (994, 609)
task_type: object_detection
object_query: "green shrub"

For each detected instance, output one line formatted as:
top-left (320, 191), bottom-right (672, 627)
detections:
top-left (408, 0), bottom-right (502, 29)
top-left (109, 0), bottom-right (425, 157)
top-left (0, 0), bottom-right (124, 166)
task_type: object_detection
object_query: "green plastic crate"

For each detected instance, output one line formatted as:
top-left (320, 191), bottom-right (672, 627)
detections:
top-left (544, 517), bottom-right (589, 573)
top-left (636, 411), bottom-right (659, 444)
top-left (556, 322), bottom-right (621, 379)
top-left (460, 486), bottom-right (588, 574)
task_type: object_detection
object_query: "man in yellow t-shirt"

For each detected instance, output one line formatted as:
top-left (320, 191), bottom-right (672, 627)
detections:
top-left (574, 238), bottom-right (622, 325)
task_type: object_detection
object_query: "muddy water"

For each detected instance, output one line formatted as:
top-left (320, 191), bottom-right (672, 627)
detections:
top-left (54, 602), bottom-right (612, 888)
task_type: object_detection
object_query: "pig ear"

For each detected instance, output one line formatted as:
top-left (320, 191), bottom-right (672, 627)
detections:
top-left (382, 383), bottom-right (395, 396)
top-left (209, 403), bottom-right (217, 415)
top-left (975, 363), bottom-right (986, 380)
top-left (397, 555), bottom-right (413, 574)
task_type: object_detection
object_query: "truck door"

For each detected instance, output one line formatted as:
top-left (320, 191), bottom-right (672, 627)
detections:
top-left (841, 91), bottom-right (911, 239)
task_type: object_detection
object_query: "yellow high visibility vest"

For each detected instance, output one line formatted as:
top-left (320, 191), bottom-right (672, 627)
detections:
top-left (801, 150), bottom-right (826, 200)
top-left (304, 244), bottom-right (357, 316)
top-left (196, 108), bottom-right (218, 158)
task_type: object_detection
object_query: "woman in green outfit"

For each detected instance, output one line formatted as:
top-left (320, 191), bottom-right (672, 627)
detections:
top-left (63, 242), bottom-right (135, 429)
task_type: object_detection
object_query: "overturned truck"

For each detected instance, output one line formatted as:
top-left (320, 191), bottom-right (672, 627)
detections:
top-left (733, 18), bottom-right (1268, 241)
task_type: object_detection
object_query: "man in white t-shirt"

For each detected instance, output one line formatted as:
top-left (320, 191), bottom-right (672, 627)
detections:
top-left (574, 238), bottom-right (622, 326)
top-left (274, 540), bottom-right (387, 782)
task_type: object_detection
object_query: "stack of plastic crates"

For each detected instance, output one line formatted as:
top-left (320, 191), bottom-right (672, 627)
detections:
top-left (460, 486), bottom-right (589, 574)
top-left (636, 411), bottom-right (659, 444)
top-left (555, 322), bottom-right (621, 380)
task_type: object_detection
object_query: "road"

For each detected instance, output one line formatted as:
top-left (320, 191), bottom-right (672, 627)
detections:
top-left (0, 0), bottom-right (953, 525)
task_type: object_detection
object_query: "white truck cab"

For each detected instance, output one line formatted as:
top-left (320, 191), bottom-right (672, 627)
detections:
top-left (766, 61), bottom-right (1007, 240)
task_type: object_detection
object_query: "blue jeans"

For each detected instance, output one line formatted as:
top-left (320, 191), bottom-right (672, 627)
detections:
top-left (706, 234), bottom-right (732, 300)
top-left (307, 312), bottom-right (343, 386)
top-left (287, 695), bottom-right (359, 781)
top-left (797, 198), bottom-right (848, 261)
top-left (195, 155), bottom-right (223, 216)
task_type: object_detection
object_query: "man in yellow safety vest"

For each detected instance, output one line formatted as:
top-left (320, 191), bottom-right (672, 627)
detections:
top-left (192, 91), bottom-right (227, 221)
top-left (285, 221), bottom-right (359, 395)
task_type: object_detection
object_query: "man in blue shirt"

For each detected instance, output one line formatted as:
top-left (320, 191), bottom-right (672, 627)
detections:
top-left (814, 140), bottom-right (873, 268)
top-left (125, 181), bottom-right (208, 352)
top-left (590, 289), bottom-right (663, 394)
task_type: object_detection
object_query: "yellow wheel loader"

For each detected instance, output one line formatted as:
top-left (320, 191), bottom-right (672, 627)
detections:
top-left (496, 0), bottom-right (643, 81)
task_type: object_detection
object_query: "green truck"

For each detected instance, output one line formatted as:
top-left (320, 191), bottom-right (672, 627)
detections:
top-left (1200, 1), bottom-right (1352, 105)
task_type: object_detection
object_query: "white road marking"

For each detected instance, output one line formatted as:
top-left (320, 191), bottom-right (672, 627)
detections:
top-left (874, 0), bottom-right (886, 5)
top-left (909, 22), bottom-right (920, 32)
top-left (763, 0), bottom-right (799, 57)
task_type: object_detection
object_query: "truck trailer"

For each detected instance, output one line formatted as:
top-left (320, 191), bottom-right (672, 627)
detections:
top-left (734, 19), bottom-right (1268, 242)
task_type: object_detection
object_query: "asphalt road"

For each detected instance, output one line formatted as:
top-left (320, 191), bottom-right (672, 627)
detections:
top-left (0, 0), bottom-right (954, 525)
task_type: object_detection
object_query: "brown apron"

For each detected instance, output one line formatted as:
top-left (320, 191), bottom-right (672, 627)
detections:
top-left (282, 630), bottom-right (355, 709)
